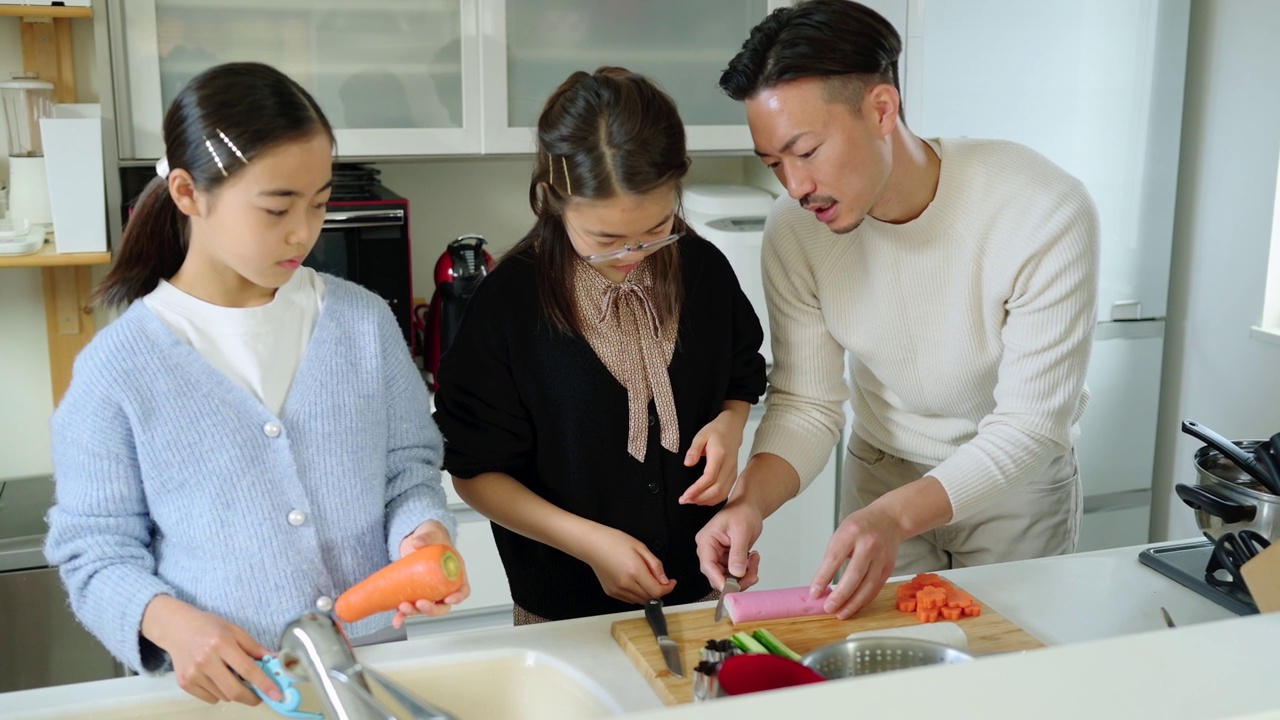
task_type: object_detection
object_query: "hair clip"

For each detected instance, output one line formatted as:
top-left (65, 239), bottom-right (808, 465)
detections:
top-left (562, 156), bottom-right (571, 195)
top-left (216, 128), bottom-right (249, 165)
top-left (155, 155), bottom-right (170, 180)
top-left (202, 136), bottom-right (228, 176)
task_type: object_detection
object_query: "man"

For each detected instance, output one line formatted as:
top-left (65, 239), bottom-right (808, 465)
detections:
top-left (696, 0), bottom-right (1099, 619)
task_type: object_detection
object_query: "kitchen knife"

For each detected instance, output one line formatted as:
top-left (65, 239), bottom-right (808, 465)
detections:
top-left (714, 575), bottom-right (741, 623)
top-left (645, 599), bottom-right (684, 677)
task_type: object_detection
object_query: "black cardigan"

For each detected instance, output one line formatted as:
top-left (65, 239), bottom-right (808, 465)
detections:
top-left (432, 234), bottom-right (767, 620)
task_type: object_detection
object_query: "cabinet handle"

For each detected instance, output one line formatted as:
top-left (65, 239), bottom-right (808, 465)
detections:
top-left (322, 209), bottom-right (405, 229)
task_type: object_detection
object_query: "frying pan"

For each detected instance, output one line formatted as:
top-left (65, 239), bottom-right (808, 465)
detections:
top-left (1181, 420), bottom-right (1280, 495)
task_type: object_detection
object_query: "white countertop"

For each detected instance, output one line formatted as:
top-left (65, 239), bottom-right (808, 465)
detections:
top-left (4, 541), bottom-right (1278, 719)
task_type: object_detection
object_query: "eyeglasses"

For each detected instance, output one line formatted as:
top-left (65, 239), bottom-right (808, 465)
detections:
top-left (580, 233), bottom-right (680, 264)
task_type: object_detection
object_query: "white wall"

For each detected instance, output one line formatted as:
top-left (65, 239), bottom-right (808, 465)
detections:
top-left (1151, 0), bottom-right (1280, 541)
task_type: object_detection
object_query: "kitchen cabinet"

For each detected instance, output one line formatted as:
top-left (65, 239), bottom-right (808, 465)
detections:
top-left (740, 405), bottom-right (841, 591)
top-left (105, 0), bottom-right (802, 159)
top-left (479, 0), bottom-right (788, 154)
top-left (107, 0), bottom-right (483, 159)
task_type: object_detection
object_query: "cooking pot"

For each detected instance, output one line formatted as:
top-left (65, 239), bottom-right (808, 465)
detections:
top-left (1176, 439), bottom-right (1280, 542)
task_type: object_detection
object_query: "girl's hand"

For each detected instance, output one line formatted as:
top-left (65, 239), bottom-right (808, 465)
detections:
top-left (580, 526), bottom-right (676, 605)
top-left (680, 408), bottom-right (747, 506)
top-left (141, 595), bottom-right (280, 706)
top-left (392, 520), bottom-right (471, 627)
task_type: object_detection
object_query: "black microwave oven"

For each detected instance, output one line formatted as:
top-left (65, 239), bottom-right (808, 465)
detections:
top-left (306, 186), bottom-right (414, 353)
top-left (119, 167), bottom-right (415, 354)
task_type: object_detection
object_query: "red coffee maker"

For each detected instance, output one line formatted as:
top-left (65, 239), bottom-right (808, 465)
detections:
top-left (422, 234), bottom-right (492, 391)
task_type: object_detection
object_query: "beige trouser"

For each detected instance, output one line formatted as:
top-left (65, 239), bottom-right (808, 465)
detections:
top-left (840, 432), bottom-right (1083, 573)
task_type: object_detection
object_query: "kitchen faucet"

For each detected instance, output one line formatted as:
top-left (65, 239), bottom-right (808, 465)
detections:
top-left (277, 611), bottom-right (458, 720)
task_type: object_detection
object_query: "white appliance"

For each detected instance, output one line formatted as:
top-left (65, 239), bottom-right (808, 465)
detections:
top-left (891, 0), bottom-right (1191, 551)
top-left (683, 184), bottom-right (776, 366)
top-left (0, 75), bottom-right (55, 227)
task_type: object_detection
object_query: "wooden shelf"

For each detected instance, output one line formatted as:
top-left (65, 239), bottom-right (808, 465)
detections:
top-left (0, 238), bottom-right (111, 268)
top-left (0, 4), bottom-right (92, 19)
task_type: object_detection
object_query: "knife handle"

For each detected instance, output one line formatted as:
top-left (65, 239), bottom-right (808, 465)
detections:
top-left (645, 599), bottom-right (669, 637)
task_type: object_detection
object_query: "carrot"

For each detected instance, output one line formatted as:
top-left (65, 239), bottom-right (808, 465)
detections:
top-left (334, 544), bottom-right (467, 623)
top-left (916, 586), bottom-right (947, 610)
top-left (892, 574), bottom-right (983, 625)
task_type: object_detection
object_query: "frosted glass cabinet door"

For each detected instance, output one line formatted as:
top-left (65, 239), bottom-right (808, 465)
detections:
top-left (480, 0), bottom-right (788, 154)
top-left (110, 0), bottom-right (482, 159)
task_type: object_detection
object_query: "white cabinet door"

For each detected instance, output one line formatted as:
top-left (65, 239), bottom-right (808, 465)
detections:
top-left (109, 0), bottom-right (483, 159)
top-left (479, 0), bottom-right (790, 154)
top-left (740, 407), bottom-right (840, 591)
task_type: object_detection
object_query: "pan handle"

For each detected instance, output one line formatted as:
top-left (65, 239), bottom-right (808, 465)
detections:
top-left (1254, 443), bottom-right (1280, 496)
top-left (1181, 420), bottom-right (1276, 489)
top-left (1174, 483), bottom-right (1257, 525)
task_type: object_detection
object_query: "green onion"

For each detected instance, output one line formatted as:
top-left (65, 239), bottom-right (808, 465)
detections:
top-left (730, 631), bottom-right (768, 654)
top-left (752, 628), bottom-right (802, 661)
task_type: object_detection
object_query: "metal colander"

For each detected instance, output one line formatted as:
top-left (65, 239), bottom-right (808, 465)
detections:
top-left (800, 637), bottom-right (974, 679)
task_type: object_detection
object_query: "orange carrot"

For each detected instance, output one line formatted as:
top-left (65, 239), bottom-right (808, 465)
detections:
top-left (335, 544), bottom-right (467, 623)
top-left (893, 575), bottom-right (984, 625)
top-left (916, 586), bottom-right (947, 610)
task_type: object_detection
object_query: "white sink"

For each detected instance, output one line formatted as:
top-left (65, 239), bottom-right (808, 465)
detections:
top-left (13, 649), bottom-right (624, 720)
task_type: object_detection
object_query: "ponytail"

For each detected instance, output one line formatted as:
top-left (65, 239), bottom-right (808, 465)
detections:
top-left (91, 177), bottom-right (187, 309)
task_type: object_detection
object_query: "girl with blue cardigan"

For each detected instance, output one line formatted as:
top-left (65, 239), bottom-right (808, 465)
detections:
top-left (43, 62), bottom-right (462, 707)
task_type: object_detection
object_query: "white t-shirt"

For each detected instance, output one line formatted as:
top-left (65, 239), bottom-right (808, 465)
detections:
top-left (144, 268), bottom-right (325, 416)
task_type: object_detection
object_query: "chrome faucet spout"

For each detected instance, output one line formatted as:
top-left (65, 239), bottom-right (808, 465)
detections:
top-left (277, 611), bottom-right (458, 720)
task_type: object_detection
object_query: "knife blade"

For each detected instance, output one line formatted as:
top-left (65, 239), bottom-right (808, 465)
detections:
top-left (645, 599), bottom-right (684, 677)
top-left (713, 575), bottom-right (741, 623)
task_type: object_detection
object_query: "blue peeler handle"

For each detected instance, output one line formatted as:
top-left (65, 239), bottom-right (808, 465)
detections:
top-left (251, 655), bottom-right (324, 720)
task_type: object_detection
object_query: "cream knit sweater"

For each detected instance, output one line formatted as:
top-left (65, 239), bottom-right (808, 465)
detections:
top-left (751, 138), bottom-right (1099, 522)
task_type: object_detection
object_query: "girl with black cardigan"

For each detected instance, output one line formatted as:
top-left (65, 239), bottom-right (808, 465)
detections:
top-left (432, 67), bottom-right (767, 623)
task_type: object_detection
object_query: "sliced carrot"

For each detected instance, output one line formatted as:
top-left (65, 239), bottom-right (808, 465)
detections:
top-left (945, 590), bottom-right (974, 608)
top-left (962, 605), bottom-right (982, 617)
top-left (897, 582), bottom-right (922, 600)
top-left (916, 586), bottom-right (947, 610)
top-left (912, 573), bottom-right (951, 589)
top-left (939, 606), bottom-right (963, 621)
top-left (897, 597), bottom-right (918, 613)
top-left (334, 544), bottom-right (467, 623)
top-left (916, 607), bottom-right (940, 623)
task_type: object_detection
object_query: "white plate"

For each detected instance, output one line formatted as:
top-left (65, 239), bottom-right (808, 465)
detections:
top-left (0, 225), bottom-right (46, 256)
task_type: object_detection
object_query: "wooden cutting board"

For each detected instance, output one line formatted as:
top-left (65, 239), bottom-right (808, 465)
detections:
top-left (611, 580), bottom-right (1043, 705)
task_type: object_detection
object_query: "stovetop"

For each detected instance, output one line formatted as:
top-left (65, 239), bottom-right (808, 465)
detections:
top-left (1139, 540), bottom-right (1258, 615)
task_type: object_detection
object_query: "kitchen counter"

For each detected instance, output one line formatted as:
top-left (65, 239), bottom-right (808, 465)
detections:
top-left (3, 541), bottom-right (1278, 719)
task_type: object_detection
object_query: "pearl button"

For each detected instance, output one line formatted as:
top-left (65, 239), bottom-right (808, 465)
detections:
top-left (287, 509), bottom-right (306, 526)
top-left (315, 596), bottom-right (333, 612)
top-left (263, 422), bottom-right (282, 438)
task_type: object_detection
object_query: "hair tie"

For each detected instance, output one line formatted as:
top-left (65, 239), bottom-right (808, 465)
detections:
top-left (155, 156), bottom-right (170, 179)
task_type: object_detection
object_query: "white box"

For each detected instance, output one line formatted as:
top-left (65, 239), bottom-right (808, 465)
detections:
top-left (39, 103), bottom-right (106, 253)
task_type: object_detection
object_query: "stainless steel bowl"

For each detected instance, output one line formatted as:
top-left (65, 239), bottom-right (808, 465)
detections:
top-left (800, 637), bottom-right (973, 680)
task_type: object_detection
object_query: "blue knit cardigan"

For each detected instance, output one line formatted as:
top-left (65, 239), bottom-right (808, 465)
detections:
top-left (44, 276), bottom-right (455, 673)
